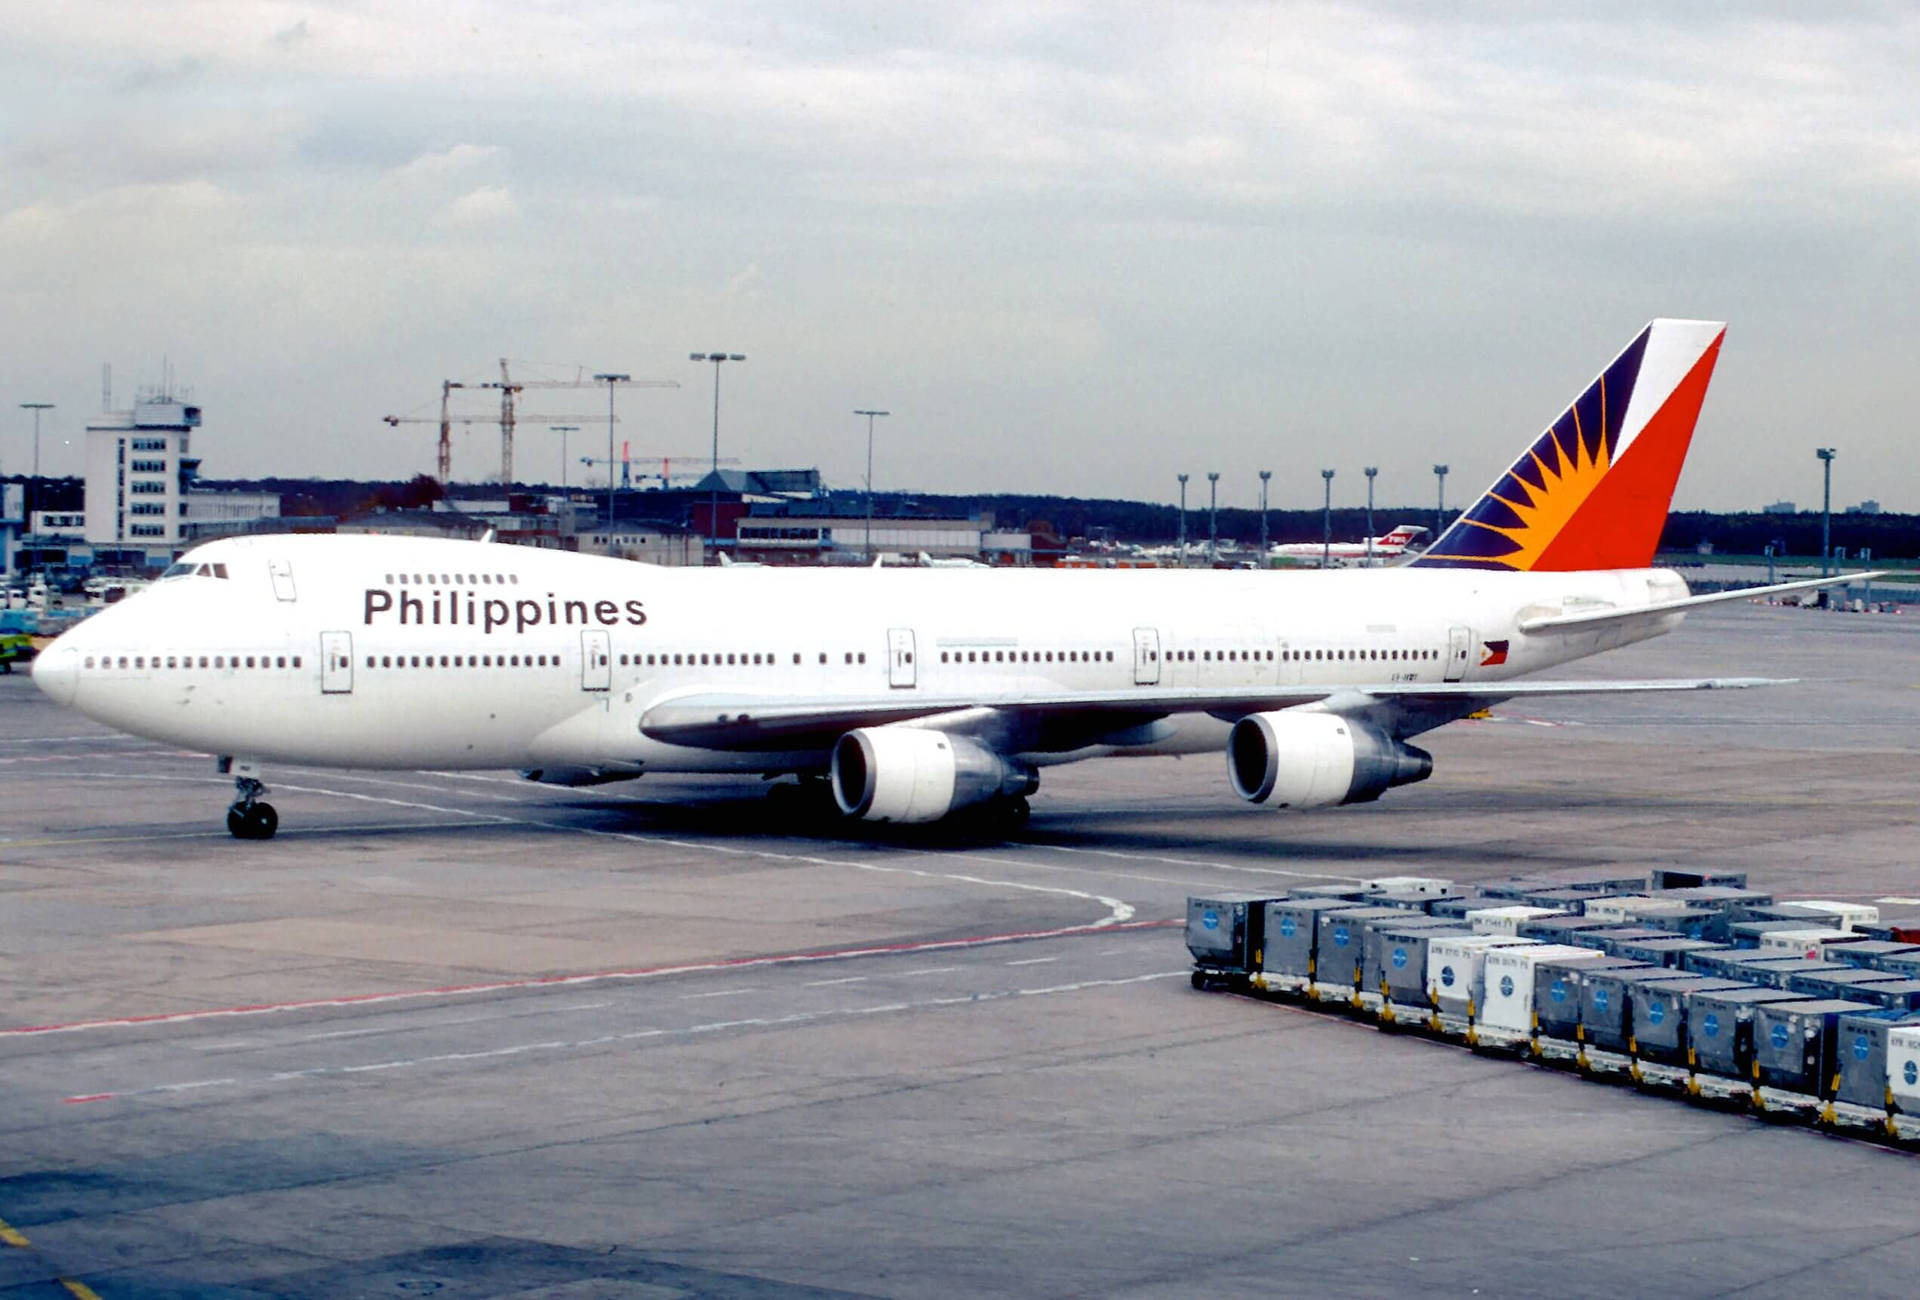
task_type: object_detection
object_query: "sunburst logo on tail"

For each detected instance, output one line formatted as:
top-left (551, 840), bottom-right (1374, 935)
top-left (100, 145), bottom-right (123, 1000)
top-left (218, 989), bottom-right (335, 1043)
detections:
top-left (1411, 319), bottom-right (1724, 573)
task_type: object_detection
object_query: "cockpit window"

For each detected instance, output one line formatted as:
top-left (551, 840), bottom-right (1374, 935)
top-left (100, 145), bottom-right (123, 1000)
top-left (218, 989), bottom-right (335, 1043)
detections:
top-left (161, 561), bottom-right (231, 580)
top-left (162, 562), bottom-right (194, 579)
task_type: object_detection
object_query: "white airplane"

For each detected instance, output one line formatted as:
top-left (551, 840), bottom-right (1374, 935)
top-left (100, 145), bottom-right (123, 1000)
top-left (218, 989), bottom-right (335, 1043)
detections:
top-left (32, 319), bottom-right (1872, 839)
top-left (1270, 524), bottom-right (1431, 565)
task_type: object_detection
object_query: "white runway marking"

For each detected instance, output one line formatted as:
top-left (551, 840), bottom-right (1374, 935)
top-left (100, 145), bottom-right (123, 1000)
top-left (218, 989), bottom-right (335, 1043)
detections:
top-left (803, 976), bottom-right (868, 987)
top-left (1006, 957), bottom-right (1058, 966)
top-left (681, 987), bottom-right (762, 1000)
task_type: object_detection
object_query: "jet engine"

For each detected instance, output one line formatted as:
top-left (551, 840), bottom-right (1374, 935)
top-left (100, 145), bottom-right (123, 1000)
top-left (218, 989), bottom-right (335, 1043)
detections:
top-left (1226, 711), bottom-right (1432, 809)
top-left (831, 727), bottom-right (1037, 823)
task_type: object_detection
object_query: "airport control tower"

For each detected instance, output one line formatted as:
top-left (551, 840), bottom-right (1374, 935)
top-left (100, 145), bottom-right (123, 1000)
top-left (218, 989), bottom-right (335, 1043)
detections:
top-left (83, 392), bottom-right (201, 558)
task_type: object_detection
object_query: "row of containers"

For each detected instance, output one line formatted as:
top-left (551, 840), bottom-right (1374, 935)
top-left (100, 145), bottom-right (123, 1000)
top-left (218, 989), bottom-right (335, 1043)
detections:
top-left (1186, 868), bottom-right (1920, 1140)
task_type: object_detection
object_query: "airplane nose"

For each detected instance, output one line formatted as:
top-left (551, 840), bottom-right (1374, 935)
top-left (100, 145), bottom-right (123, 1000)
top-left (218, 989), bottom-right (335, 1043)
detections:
top-left (32, 638), bottom-right (79, 707)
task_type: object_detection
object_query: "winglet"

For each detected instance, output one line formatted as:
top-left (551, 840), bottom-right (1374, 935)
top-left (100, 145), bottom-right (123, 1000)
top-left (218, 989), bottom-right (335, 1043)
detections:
top-left (1412, 319), bottom-right (1726, 572)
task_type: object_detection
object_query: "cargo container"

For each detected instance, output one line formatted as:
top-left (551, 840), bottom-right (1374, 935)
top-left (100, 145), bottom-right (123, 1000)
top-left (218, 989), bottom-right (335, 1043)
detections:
top-left (1466, 905), bottom-right (1566, 936)
top-left (1752, 999), bottom-right (1879, 1104)
top-left (1687, 985), bottom-right (1805, 1088)
top-left (1756, 928), bottom-right (1871, 959)
top-left (1626, 977), bottom-right (1754, 1070)
top-left (1312, 907), bottom-right (1411, 998)
top-left (1832, 1010), bottom-right (1920, 1112)
top-left (1254, 897), bottom-right (1364, 991)
top-left (1784, 900), bottom-right (1881, 931)
top-left (1522, 868), bottom-right (1652, 894)
top-left (1887, 1024), bottom-right (1920, 1117)
top-left (1793, 977), bottom-right (1920, 1012)
top-left (1513, 887), bottom-right (1598, 912)
top-left (1533, 957), bottom-right (1651, 1046)
top-left (1187, 895), bottom-right (1284, 978)
top-left (1606, 936), bottom-right (1725, 969)
top-left (1359, 876), bottom-right (1455, 896)
top-left (1826, 941), bottom-right (1920, 971)
top-left (1581, 969), bottom-right (1710, 1056)
top-left (1476, 945), bottom-right (1605, 1045)
top-left (1682, 950), bottom-right (1821, 982)
top-left (1706, 956), bottom-right (1849, 991)
top-left (1426, 934), bottom-right (1537, 1025)
top-left (1578, 927), bottom-right (1671, 956)
top-left (1786, 968), bottom-right (1920, 1002)
top-left (1725, 917), bottom-right (1842, 948)
top-left (1366, 923), bottom-right (1471, 1014)
top-left (1856, 920), bottom-right (1920, 945)
top-left (1649, 868), bottom-right (1748, 890)
top-left (1426, 895), bottom-right (1494, 920)
top-left (1516, 915), bottom-right (1622, 945)
top-left (1583, 896), bottom-right (1659, 923)
top-left (1653, 885), bottom-right (1773, 910)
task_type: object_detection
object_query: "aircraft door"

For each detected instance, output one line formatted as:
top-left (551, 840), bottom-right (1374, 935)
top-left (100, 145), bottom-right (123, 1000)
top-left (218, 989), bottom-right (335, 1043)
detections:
top-left (268, 558), bottom-right (297, 602)
top-left (1445, 625), bottom-right (1471, 682)
top-left (1132, 628), bottom-right (1161, 685)
top-left (888, 628), bottom-right (916, 688)
top-left (320, 631), bottom-right (353, 694)
top-left (580, 629), bottom-right (611, 692)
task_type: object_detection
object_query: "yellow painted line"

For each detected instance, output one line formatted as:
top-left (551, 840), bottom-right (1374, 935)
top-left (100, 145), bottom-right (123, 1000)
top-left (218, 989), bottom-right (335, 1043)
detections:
top-left (1, 1214), bottom-right (105, 1299)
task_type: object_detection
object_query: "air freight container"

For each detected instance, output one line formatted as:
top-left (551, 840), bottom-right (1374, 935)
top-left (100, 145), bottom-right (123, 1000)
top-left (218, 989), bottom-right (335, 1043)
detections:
top-left (1288, 884), bottom-right (1371, 902)
top-left (1533, 957), bottom-right (1650, 1043)
top-left (1187, 895), bottom-right (1283, 973)
top-left (1366, 891), bottom-right (1458, 914)
top-left (1650, 868), bottom-right (1748, 890)
top-left (1514, 887), bottom-right (1598, 912)
top-left (1581, 969), bottom-right (1708, 1055)
top-left (1467, 905), bottom-right (1565, 936)
top-left (1826, 941), bottom-right (1920, 970)
top-left (1524, 868), bottom-right (1651, 894)
top-left (1752, 999), bottom-right (1878, 1097)
top-left (1683, 950), bottom-right (1820, 982)
top-left (1426, 935), bottom-right (1537, 1022)
top-left (1257, 897), bottom-right (1364, 988)
top-left (1579, 927), bottom-right (1670, 955)
top-left (1360, 875), bottom-right (1455, 896)
top-left (1688, 986), bottom-right (1805, 1083)
top-left (1627, 978), bottom-right (1754, 1066)
top-left (1794, 977), bottom-right (1920, 1012)
top-left (1313, 907), bottom-right (1410, 996)
top-left (1887, 1025), bottom-right (1920, 1114)
top-left (1833, 1010), bottom-right (1920, 1110)
top-left (1427, 895), bottom-right (1493, 920)
top-left (1857, 920), bottom-right (1920, 945)
top-left (1784, 900), bottom-right (1881, 931)
top-left (1583, 896), bottom-right (1659, 923)
top-left (1787, 968), bottom-right (1918, 1001)
top-left (1614, 902), bottom-right (1715, 937)
top-left (1712, 957), bottom-right (1849, 992)
top-left (1757, 928), bottom-right (1871, 959)
top-left (1726, 918), bottom-right (1842, 948)
top-left (1477, 945), bottom-right (1605, 1043)
top-left (1517, 915), bottom-right (1622, 944)
top-left (1367, 923), bottom-right (1470, 1009)
top-left (1654, 885), bottom-right (1772, 910)
top-left (1607, 936), bottom-right (1725, 969)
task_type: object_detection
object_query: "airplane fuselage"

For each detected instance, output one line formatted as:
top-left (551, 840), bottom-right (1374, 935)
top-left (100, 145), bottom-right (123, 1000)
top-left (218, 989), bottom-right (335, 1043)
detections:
top-left (33, 533), bottom-right (1688, 774)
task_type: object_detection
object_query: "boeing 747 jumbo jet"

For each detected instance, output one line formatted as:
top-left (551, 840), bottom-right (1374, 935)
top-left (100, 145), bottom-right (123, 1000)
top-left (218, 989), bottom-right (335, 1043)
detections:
top-left (32, 320), bottom-right (1869, 838)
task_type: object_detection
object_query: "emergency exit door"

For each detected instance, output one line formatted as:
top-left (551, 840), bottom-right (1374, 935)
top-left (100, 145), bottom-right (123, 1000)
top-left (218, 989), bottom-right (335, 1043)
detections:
top-left (1132, 627), bottom-right (1161, 685)
top-left (1445, 625), bottom-right (1472, 682)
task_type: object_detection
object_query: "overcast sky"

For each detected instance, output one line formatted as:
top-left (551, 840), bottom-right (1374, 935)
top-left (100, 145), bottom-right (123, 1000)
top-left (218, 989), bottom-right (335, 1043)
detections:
top-left (3, 3), bottom-right (1915, 512)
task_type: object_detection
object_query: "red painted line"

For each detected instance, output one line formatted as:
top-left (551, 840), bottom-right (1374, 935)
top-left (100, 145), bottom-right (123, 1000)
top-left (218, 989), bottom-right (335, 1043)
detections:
top-left (62, 1094), bottom-right (113, 1105)
top-left (4, 917), bottom-right (1180, 1038)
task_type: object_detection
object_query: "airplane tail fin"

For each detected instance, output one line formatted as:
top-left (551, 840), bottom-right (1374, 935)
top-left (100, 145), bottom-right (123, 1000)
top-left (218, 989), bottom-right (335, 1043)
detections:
top-left (1410, 318), bottom-right (1726, 572)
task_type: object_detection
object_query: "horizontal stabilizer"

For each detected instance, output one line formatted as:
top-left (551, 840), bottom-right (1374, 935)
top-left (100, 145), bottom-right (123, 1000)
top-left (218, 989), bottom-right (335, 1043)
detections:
top-left (1518, 571), bottom-right (1887, 634)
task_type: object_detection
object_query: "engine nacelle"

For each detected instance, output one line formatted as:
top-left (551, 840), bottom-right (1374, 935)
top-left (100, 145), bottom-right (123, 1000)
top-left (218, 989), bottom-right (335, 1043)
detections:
top-left (1227, 711), bottom-right (1432, 810)
top-left (831, 728), bottom-right (1037, 824)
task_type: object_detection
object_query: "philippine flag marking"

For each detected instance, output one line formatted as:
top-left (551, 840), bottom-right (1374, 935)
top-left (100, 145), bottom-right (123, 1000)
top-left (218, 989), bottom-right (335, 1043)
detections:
top-left (1481, 640), bottom-right (1510, 667)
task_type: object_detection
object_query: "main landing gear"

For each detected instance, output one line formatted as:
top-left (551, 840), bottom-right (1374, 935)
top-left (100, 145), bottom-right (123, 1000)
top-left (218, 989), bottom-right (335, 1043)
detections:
top-left (219, 757), bottom-right (279, 840)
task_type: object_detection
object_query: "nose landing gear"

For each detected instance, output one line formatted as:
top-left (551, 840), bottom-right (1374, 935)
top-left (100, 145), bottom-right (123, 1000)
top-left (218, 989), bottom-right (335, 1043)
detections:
top-left (219, 757), bottom-right (279, 840)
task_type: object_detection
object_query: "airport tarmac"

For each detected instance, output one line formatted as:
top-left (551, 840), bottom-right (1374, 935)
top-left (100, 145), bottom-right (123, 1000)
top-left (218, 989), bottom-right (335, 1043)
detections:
top-left (3, 600), bottom-right (1920, 1298)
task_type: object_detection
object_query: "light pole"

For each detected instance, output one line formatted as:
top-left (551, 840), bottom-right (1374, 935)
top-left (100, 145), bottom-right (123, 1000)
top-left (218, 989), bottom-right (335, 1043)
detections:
top-left (20, 403), bottom-right (53, 477)
top-left (1207, 472), bottom-right (1220, 566)
top-left (1817, 447), bottom-right (1836, 576)
top-left (1258, 469), bottom-right (1272, 559)
top-left (1364, 466), bottom-right (1377, 562)
top-left (1176, 473), bottom-right (1189, 566)
top-left (690, 352), bottom-right (745, 553)
top-left (592, 375), bottom-right (628, 530)
top-left (855, 409), bottom-right (889, 560)
top-left (1321, 469), bottom-right (1335, 568)
top-left (549, 425), bottom-right (578, 491)
top-left (1433, 463), bottom-right (1449, 537)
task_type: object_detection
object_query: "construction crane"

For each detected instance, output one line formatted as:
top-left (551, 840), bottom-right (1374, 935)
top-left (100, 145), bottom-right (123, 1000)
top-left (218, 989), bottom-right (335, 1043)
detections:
top-left (383, 363), bottom-right (678, 486)
top-left (578, 445), bottom-right (738, 491)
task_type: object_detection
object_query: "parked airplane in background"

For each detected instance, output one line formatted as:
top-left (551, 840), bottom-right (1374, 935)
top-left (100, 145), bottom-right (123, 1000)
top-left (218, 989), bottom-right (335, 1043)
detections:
top-left (32, 319), bottom-right (1873, 839)
top-left (1271, 524), bottom-right (1431, 566)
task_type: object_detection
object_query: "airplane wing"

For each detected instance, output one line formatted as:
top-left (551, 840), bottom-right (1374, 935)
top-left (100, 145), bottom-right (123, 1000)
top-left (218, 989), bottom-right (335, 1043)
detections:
top-left (637, 676), bottom-right (1781, 753)
top-left (1517, 572), bottom-right (1886, 633)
